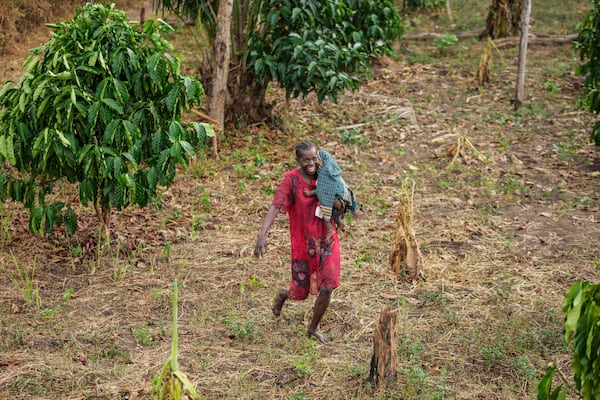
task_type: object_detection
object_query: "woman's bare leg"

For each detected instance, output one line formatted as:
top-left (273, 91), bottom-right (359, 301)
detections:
top-left (307, 287), bottom-right (333, 343)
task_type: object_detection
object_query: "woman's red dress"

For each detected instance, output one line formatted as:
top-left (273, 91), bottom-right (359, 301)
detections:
top-left (272, 169), bottom-right (341, 300)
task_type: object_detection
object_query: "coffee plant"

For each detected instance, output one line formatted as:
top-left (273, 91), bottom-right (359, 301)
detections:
top-left (538, 280), bottom-right (600, 399)
top-left (247, 0), bottom-right (402, 103)
top-left (0, 3), bottom-right (211, 235)
top-left (576, 0), bottom-right (600, 146)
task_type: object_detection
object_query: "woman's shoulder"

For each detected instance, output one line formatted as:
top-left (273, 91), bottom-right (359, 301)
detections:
top-left (284, 168), bottom-right (301, 179)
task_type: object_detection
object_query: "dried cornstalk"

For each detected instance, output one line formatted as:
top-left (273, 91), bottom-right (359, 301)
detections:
top-left (389, 180), bottom-right (423, 282)
top-left (446, 134), bottom-right (487, 167)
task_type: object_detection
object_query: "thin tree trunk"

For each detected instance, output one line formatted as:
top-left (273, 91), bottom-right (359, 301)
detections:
top-left (94, 202), bottom-right (111, 240)
top-left (514, 0), bottom-right (531, 109)
top-left (209, 0), bottom-right (233, 159)
top-left (224, 0), bottom-right (270, 126)
top-left (446, 0), bottom-right (452, 22)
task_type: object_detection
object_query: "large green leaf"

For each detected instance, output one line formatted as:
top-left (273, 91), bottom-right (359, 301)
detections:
top-left (101, 98), bottom-right (124, 115)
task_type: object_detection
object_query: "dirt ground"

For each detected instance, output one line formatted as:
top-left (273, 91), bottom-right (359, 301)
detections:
top-left (0, 2), bottom-right (599, 400)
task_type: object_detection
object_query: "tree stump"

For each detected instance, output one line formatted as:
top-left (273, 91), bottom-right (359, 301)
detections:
top-left (368, 306), bottom-right (398, 387)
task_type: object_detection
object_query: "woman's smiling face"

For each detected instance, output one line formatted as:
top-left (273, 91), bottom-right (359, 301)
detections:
top-left (297, 147), bottom-right (319, 177)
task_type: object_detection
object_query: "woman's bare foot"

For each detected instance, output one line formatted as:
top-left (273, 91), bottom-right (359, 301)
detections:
top-left (307, 329), bottom-right (330, 343)
top-left (272, 289), bottom-right (288, 317)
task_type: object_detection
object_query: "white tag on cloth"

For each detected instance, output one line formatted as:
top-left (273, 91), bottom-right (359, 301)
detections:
top-left (315, 205), bottom-right (323, 219)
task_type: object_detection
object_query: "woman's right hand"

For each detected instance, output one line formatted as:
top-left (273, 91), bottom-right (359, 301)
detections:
top-left (254, 236), bottom-right (267, 258)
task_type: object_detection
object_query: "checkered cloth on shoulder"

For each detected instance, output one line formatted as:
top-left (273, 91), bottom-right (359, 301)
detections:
top-left (316, 150), bottom-right (358, 220)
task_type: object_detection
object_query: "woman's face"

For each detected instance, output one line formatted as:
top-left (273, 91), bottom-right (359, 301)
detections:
top-left (297, 147), bottom-right (318, 177)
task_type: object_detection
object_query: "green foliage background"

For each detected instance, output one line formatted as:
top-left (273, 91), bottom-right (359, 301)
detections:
top-left (247, 0), bottom-right (403, 103)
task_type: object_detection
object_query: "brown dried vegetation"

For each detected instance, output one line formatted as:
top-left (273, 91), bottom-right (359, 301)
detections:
top-left (0, 1), bottom-right (599, 399)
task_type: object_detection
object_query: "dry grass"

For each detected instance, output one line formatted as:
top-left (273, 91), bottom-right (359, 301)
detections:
top-left (0, 1), bottom-right (599, 399)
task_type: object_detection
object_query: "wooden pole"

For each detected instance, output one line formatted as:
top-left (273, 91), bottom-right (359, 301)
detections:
top-left (445, 0), bottom-right (452, 22)
top-left (368, 306), bottom-right (398, 387)
top-left (514, 0), bottom-right (531, 109)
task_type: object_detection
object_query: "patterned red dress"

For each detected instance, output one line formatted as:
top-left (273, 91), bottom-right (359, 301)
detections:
top-left (272, 169), bottom-right (341, 300)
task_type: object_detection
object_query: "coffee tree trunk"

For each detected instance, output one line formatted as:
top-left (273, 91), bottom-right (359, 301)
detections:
top-left (94, 203), bottom-right (111, 239)
top-left (209, 0), bottom-right (233, 157)
top-left (482, 0), bottom-right (523, 39)
top-left (200, 0), bottom-right (269, 126)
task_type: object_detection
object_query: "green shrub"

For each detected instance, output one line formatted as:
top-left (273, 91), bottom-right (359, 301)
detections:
top-left (433, 33), bottom-right (459, 55)
top-left (575, 0), bottom-right (600, 146)
top-left (0, 3), bottom-right (211, 234)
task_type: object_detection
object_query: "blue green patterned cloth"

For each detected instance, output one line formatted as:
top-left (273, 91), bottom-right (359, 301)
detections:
top-left (316, 150), bottom-right (357, 219)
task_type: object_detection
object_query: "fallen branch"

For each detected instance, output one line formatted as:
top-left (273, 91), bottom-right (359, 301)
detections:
top-left (190, 108), bottom-right (219, 126)
top-left (403, 31), bottom-right (577, 49)
top-left (403, 30), bottom-right (480, 41)
top-left (494, 33), bottom-right (577, 48)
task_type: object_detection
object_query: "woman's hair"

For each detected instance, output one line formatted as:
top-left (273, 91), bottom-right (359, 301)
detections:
top-left (295, 141), bottom-right (316, 158)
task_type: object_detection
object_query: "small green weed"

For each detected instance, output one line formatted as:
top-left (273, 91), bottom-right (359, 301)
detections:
top-left (291, 340), bottom-right (317, 374)
top-left (63, 288), bottom-right (74, 302)
top-left (197, 187), bottom-right (211, 212)
top-left (254, 153), bottom-right (267, 167)
top-left (112, 243), bottom-right (127, 281)
top-left (400, 365), bottom-right (447, 400)
top-left (9, 254), bottom-right (40, 309)
top-left (223, 315), bottom-right (256, 341)
top-left (234, 164), bottom-right (256, 179)
top-left (404, 0), bottom-right (445, 10)
top-left (70, 245), bottom-right (83, 257)
top-left (240, 275), bottom-right (266, 292)
top-left (354, 252), bottom-right (373, 268)
top-left (132, 327), bottom-right (153, 346)
top-left (438, 180), bottom-right (452, 190)
top-left (545, 80), bottom-right (561, 93)
top-left (160, 241), bottom-right (172, 261)
top-left (405, 51), bottom-right (433, 65)
top-left (104, 342), bottom-right (127, 359)
top-left (501, 174), bottom-right (527, 196)
top-left (398, 335), bottom-right (425, 362)
top-left (393, 146), bottom-right (406, 156)
top-left (237, 182), bottom-right (247, 194)
top-left (511, 355), bottom-right (537, 381)
top-left (515, 103), bottom-right (547, 118)
top-left (341, 128), bottom-right (368, 145)
top-left (41, 308), bottom-right (54, 317)
top-left (288, 393), bottom-right (308, 400)
top-left (433, 33), bottom-right (459, 56)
